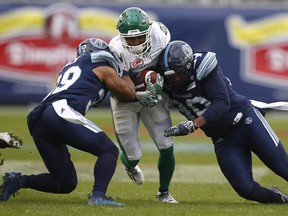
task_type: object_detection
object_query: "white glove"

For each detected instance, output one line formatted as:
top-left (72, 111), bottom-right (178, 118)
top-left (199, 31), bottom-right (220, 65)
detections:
top-left (136, 73), bottom-right (163, 107)
top-left (164, 121), bottom-right (197, 137)
top-left (138, 94), bottom-right (162, 107)
top-left (149, 73), bottom-right (163, 95)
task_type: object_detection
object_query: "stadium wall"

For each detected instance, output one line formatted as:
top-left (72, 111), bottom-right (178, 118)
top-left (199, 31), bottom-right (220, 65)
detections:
top-left (0, 3), bottom-right (287, 105)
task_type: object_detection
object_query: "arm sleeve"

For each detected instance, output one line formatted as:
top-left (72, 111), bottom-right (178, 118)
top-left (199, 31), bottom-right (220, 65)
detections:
top-left (201, 67), bottom-right (230, 124)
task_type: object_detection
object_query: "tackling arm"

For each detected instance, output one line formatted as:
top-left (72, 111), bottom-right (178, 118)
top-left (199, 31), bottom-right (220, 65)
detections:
top-left (93, 66), bottom-right (136, 101)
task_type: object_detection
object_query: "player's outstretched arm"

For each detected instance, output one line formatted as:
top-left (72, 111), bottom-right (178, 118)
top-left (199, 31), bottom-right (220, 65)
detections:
top-left (93, 66), bottom-right (136, 101)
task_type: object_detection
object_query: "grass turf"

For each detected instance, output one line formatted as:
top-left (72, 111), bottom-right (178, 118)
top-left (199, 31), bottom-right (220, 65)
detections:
top-left (0, 106), bottom-right (288, 216)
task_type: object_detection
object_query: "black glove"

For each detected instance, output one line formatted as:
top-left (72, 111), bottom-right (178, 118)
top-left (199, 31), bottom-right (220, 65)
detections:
top-left (164, 121), bottom-right (197, 137)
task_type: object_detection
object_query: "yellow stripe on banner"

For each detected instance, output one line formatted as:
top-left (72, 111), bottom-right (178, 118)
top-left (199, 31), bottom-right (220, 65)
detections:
top-left (227, 14), bottom-right (288, 46)
top-left (78, 9), bottom-right (118, 36)
top-left (0, 8), bottom-right (44, 36)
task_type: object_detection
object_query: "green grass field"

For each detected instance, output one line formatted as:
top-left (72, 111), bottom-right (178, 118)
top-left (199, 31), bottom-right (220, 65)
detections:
top-left (0, 106), bottom-right (288, 216)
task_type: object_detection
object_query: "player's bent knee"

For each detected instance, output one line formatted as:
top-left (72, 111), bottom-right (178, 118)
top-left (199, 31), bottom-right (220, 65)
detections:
top-left (106, 144), bottom-right (119, 157)
top-left (58, 182), bottom-right (77, 193)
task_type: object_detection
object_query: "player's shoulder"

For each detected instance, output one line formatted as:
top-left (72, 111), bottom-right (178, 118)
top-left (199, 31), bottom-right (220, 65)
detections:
top-left (194, 51), bottom-right (218, 80)
top-left (150, 21), bottom-right (171, 48)
top-left (77, 50), bottom-right (119, 73)
top-left (109, 35), bottom-right (122, 52)
top-left (151, 21), bottom-right (170, 36)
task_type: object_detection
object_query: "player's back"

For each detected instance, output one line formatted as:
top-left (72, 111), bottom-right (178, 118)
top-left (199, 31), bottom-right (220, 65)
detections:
top-left (27, 51), bottom-right (112, 134)
top-left (44, 53), bottom-right (108, 115)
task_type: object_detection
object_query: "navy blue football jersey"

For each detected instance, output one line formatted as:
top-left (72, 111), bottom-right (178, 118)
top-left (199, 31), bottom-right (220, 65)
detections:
top-left (164, 51), bottom-right (251, 138)
top-left (43, 50), bottom-right (120, 115)
top-left (27, 50), bottom-right (119, 133)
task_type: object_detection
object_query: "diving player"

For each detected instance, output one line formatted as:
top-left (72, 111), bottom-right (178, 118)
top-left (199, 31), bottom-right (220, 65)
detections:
top-left (159, 40), bottom-right (288, 204)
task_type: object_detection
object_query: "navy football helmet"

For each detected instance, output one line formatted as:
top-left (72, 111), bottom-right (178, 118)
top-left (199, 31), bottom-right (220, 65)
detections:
top-left (76, 38), bottom-right (110, 57)
top-left (158, 40), bottom-right (194, 90)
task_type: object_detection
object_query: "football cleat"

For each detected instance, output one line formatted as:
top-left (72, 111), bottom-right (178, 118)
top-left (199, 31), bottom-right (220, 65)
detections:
top-left (269, 186), bottom-right (288, 203)
top-left (0, 132), bottom-right (23, 149)
top-left (87, 194), bottom-right (124, 206)
top-left (0, 172), bottom-right (22, 201)
top-left (156, 191), bottom-right (178, 204)
top-left (125, 165), bottom-right (144, 185)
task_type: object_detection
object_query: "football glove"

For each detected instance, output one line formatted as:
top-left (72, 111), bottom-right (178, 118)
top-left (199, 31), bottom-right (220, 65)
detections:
top-left (136, 74), bottom-right (163, 107)
top-left (146, 73), bottom-right (163, 95)
top-left (164, 121), bottom-right (197, 137)
top-left (138, 95), bottom-right (162, 107)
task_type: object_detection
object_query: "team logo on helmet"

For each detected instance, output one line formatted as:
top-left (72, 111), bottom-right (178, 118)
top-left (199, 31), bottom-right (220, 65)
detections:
top-left (90, 38), bottom-right (108, 49)
top-left (182, 44), bottom-right (193, 58)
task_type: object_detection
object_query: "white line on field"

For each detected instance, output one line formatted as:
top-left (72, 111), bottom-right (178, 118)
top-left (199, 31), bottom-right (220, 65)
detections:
top-left (21, 141), bottom-right (214, 153)
top-left (0, 161), bottom-right (268, 184)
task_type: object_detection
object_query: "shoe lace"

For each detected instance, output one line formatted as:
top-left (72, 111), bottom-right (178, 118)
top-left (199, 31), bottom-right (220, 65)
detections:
top-left (104, 195), bottom-right (113, 201)
top-left (87, 193), bottom-right (114, 201)
top-left (126, 167), bottom-right (137, 175)
top-left (156, 191), bottom-right (168, 199)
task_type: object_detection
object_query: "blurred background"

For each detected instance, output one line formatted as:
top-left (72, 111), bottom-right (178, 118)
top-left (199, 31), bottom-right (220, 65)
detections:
top-left (0, 0), bottom-right (288, 106)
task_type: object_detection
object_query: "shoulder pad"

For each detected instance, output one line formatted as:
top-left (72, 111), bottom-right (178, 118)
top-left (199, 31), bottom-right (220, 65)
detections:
top-left (90, 50), bottom-right (119, 73)
top-left (155, 21), bottom-right (170, 36)
top-left (195, 52), bottom-right (217, 80)
top-left (151, 21), bottom-right (171, 47)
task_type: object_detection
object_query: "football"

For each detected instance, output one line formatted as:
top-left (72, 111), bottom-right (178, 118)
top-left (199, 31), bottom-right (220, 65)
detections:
top-left (132, 70), bottom-right (158, 91)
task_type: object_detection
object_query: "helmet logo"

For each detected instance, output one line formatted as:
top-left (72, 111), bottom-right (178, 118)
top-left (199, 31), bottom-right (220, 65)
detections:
top-left (79, 44), bottom-right (87, 54)
top-left (90, 38), bottom-right (108, 49)
top-left (182, 44), bottom-right (193, 58)
top-left (77, 38), bottom-right (109, 57)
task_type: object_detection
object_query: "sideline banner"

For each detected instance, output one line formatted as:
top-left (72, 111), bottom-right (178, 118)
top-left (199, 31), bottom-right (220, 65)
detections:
top-left (0, 3), bottom-right (287, 104)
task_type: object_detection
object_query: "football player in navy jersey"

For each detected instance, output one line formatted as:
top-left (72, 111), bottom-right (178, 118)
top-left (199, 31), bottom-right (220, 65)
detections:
top-left (157, 40), bottom-right (288, 204)
top-left (0, 38), bottom-right (151, 206)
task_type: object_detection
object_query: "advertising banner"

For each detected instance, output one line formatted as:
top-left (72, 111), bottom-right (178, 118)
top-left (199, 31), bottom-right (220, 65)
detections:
top-left (0, 3), bottom-right (287, 104)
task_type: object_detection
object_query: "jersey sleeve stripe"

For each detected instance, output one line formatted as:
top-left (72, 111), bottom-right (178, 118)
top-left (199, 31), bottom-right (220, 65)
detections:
top-left (91, 50), bottom-right (119, 73)
top-left (196, 52), bottom-right (218, 80)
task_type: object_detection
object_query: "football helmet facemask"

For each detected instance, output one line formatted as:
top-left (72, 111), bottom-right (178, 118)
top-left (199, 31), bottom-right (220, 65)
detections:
top-left (76, 38), bottom-right (110, 57)
top-left (117, 7), bottom-right (152, 56)
top-left (158, 40), bottom-right (194, 90)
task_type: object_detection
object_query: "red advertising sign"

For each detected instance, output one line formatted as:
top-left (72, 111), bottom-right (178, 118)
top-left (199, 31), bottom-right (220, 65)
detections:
top-left (0, 2), bottom-right (119, 103)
